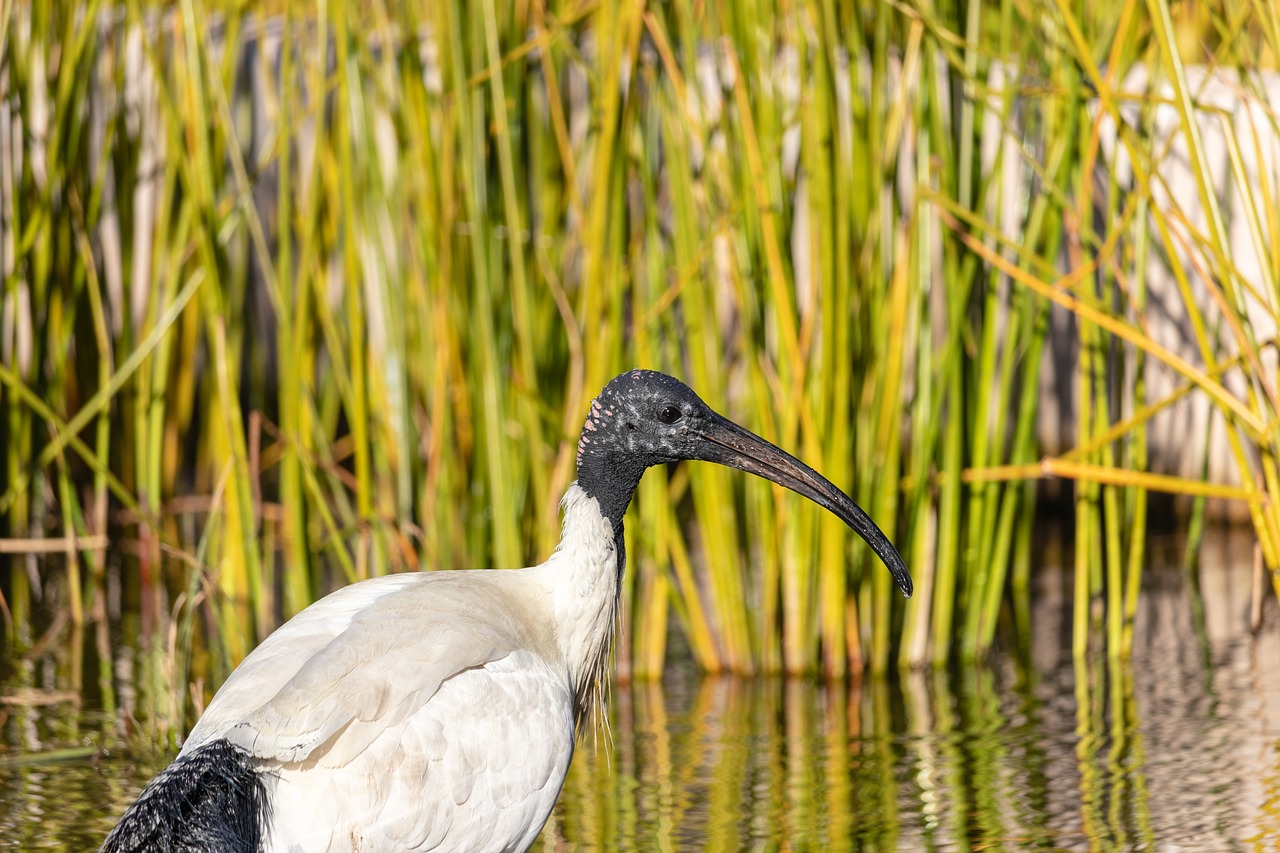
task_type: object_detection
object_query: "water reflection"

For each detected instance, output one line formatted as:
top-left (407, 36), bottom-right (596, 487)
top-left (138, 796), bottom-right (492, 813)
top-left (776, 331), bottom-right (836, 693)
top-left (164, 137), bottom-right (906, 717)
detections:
top-left (3, 528), bottom-right (1279, 850)
top-left (543, 528), bottom-right (1280, 850)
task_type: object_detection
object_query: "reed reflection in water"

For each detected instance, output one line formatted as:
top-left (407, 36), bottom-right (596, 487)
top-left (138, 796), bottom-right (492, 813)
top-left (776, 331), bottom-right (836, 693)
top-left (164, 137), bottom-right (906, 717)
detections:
top-left (3, 528), bottom-right (1279, 850)
top-left (546, 527), bottom-right (1280, 851)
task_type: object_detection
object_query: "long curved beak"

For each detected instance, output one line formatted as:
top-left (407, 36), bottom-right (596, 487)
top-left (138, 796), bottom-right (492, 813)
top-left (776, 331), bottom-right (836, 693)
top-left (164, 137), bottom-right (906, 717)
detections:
top-left (692, 412), bottom-right (913, 598)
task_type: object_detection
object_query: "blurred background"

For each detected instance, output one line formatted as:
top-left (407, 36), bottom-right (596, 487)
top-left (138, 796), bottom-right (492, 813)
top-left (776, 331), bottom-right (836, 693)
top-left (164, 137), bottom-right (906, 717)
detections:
top-left (2, 0), bottom-right (1279, 848)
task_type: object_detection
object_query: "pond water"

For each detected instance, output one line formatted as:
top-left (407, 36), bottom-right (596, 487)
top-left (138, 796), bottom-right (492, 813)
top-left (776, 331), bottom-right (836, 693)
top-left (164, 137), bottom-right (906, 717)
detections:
top-left (2, 528), bottom-right (1279, 851)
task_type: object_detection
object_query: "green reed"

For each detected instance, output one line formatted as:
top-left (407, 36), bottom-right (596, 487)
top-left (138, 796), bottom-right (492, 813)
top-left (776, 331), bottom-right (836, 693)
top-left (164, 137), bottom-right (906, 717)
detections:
top-left (1, 0), bottom-right (1278, 741)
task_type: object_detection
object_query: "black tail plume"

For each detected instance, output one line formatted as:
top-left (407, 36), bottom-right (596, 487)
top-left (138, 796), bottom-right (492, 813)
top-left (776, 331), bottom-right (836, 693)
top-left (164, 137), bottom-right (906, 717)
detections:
top-left (101, 739), bottom-right (271, 853)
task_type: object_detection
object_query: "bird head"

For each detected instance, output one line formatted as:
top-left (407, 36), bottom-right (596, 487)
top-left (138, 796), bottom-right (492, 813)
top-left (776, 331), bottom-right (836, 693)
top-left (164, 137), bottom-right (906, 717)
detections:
top-left (576, 370), bottom-right (713, 469)
top-left (575, 369), bottom-right (912, 598)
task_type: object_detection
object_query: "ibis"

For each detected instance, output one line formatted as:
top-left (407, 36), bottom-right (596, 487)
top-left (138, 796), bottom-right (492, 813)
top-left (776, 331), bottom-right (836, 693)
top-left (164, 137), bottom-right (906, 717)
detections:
top-left (102, 369), bottom-right (911, 852)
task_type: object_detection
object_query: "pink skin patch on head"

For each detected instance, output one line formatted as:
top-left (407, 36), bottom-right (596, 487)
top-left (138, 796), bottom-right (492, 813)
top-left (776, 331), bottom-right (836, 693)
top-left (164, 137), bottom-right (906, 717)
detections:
top-left (577, 396), bottom-right (604, 468)
top-left (577, 389), bottom-right (618, 469)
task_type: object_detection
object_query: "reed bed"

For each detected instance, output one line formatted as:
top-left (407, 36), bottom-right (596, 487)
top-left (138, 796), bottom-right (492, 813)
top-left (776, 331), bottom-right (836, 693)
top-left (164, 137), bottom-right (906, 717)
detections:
top-left (1, 0), bottom-right (1278, 740)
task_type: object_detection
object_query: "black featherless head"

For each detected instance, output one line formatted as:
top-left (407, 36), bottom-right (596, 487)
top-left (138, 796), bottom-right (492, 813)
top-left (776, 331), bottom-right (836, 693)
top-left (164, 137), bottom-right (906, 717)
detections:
top-left (574, 370), bottom-right (911, 597)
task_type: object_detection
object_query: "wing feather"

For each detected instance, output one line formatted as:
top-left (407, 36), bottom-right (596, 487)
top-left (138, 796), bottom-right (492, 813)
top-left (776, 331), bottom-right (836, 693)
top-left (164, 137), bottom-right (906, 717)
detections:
top-left (184, 570), bottom-right (556, 769)
top-left (261, 651), bottom-right (575, 851)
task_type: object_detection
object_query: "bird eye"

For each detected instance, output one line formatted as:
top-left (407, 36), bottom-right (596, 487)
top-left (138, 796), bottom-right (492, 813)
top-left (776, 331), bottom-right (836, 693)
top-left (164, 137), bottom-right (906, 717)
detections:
top-left (659, 405), bottom-right (682, 424)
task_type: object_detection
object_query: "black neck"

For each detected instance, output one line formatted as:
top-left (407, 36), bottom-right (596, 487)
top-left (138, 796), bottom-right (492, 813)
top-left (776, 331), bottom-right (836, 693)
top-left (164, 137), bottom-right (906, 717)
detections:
top-left (576, 451), bottom-right (647, 570)
top-left (576, 452), bottom-right (645, 533)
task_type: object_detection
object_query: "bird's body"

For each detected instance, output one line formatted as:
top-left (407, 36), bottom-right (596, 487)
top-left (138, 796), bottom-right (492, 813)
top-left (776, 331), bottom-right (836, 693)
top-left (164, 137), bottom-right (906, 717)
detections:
top-left (107, 486), bottom-right (617, 851)
top-left (103, 370), bottom-right (911, 852)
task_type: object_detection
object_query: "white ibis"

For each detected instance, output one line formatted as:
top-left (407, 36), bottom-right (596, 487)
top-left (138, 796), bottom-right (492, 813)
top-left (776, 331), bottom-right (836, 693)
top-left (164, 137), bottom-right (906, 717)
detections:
top-left (102, 369), bottom-right (911, 852)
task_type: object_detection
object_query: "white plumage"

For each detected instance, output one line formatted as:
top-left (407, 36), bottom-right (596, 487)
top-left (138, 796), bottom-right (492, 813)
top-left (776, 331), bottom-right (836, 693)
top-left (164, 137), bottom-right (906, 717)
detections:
top-left (182, 486), bottom-right (613, 851)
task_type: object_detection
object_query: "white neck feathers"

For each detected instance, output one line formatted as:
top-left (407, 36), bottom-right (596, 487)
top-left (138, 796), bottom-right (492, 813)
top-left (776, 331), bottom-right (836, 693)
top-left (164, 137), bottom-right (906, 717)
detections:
top-left (541, 483), bottom-right (622, 728)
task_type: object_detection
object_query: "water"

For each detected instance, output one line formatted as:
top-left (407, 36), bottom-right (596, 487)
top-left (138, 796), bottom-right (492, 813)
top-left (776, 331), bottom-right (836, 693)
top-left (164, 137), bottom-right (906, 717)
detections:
top-left (3, 529), bottom-right (1279, 850)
